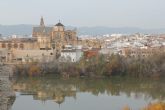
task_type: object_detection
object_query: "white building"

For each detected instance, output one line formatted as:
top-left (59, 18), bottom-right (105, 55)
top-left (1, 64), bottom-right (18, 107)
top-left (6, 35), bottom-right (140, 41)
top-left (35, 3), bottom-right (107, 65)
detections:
top-left (59, 45), bottom-right (83, 62)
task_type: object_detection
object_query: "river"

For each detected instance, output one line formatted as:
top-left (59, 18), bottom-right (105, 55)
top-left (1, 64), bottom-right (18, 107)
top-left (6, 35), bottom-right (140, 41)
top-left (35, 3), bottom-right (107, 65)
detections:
top-left (8, 76), bottom-right (165, 110)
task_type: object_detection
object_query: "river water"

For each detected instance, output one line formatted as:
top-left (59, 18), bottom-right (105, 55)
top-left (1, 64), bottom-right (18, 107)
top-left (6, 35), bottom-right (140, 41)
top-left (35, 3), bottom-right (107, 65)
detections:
top-left (2, 76), bottom-right (165, 110)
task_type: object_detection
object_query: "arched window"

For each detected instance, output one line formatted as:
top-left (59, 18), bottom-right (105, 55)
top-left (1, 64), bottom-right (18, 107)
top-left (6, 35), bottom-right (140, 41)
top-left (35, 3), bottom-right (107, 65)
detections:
top-left (2, 43), bottom-right (6, 48)
top-left (14, 43), bottom-right (18, 49)
top-left (20, 43), bottom-right (24, 49)
top-left (8, 43), bottom-right (12, 49)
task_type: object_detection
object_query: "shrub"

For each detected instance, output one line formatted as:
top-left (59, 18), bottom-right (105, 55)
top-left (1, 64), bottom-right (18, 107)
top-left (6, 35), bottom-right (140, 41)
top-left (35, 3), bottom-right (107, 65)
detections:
top-left (28, 65), bottom-right (41, 76)
top-left (142, 102), bottom-right (165, 110)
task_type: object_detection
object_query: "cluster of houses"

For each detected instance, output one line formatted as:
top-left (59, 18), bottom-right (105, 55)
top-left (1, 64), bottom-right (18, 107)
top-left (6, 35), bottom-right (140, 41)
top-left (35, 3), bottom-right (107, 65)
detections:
top-left (98, 33), bottom-right (165, 57)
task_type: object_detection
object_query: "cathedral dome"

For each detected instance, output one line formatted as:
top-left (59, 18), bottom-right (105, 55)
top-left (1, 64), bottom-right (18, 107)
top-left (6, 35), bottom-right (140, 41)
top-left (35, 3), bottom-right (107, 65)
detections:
top-left (54, 21), bottom-right (65, 31)
top-left (55, 22), bottom-right (64, 27)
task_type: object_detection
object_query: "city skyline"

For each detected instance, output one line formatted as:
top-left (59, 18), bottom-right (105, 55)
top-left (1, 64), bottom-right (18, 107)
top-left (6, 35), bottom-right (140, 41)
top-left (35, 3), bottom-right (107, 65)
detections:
top-left (0, 0), bottom-right (165, 29)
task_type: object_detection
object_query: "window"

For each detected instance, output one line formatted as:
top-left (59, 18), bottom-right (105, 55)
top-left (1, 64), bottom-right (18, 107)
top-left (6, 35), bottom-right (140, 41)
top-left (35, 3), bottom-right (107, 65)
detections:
top-left (8, 43), bottom-right (12, 49)
top-left (20, 44), bottom-right (24, 49)
top-left (14, 44), bottom-right (18, 49)
top-left (2, 43), bottom-right (6, 48)
top-left (17, 58), bottom-right (22, 61)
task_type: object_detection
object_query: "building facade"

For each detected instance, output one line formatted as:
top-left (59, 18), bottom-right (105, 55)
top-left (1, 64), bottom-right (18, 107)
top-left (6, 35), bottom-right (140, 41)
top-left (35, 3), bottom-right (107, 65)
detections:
top-left (0, 17), bottom-right (78, 63)
top-left (122, 47), bottom-right (165, 58)
top-left (33, 17), bottom-right (78, 57)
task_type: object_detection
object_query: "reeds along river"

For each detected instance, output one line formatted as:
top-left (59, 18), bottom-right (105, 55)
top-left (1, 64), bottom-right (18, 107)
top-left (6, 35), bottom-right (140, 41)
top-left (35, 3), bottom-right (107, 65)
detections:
top-left (10, 76), bottom-right (165, 110)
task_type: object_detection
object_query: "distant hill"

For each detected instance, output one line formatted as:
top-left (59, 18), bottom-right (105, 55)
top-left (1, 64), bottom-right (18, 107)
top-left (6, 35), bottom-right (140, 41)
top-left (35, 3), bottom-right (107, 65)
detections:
top-left (0, 25), bottom-right (33, 36)
top-left (77, 27), bottom-right (165, 35)
top-left (0, 24), bottom-right (165, 36)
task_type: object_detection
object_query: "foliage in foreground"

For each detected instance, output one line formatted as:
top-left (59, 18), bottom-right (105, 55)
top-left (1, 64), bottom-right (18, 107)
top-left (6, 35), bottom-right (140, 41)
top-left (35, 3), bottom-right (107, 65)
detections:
top-left (143, 102), bottom-right (165, 110)
top-left (122, 102), bottom-right (165, 110)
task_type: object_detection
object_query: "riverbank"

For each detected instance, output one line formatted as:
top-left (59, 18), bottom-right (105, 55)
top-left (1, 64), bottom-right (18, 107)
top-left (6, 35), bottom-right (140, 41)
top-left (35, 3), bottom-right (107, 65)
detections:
top-left (12, 53), bottom-right (165, 78)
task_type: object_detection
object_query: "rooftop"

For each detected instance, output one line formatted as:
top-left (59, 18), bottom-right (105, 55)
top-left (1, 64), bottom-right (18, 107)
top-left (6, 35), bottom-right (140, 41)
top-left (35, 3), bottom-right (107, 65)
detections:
top-left (55, 22), bottom-right (64, 27)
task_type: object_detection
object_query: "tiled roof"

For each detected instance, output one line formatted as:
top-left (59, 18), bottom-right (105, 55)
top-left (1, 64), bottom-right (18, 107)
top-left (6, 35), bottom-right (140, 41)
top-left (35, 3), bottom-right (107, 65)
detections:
top-left (33, 26), bottom-right (53, 34)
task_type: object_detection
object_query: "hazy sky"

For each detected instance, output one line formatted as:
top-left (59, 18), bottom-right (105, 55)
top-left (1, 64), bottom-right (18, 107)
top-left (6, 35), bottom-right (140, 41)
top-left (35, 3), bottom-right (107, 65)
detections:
top-left (0, 0), bottom-right (165, 28)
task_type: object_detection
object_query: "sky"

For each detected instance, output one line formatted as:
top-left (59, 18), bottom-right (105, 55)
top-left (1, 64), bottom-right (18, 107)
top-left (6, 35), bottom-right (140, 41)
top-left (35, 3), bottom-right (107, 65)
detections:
top-left (0, 0), bottom-right (165, 29)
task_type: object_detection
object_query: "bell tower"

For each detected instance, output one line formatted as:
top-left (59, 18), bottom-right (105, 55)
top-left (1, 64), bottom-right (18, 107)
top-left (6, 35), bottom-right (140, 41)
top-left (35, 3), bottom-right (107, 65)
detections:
top-left (40, 16), bottom-right (45, 26)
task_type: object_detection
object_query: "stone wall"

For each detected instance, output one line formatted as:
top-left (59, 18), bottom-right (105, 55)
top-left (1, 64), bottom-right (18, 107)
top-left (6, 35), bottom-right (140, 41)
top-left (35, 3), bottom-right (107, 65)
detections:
top-left (12, 49), bottom-right (55, 62)
top-left (0, 65), bottom-right (15, 110)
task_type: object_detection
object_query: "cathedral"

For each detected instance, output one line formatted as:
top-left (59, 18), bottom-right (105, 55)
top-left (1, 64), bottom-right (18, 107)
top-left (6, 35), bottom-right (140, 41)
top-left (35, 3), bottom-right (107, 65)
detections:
top-left (0, 17), bottom-right (78, 62)
top-left (33, 17), bottom-right (77, 53)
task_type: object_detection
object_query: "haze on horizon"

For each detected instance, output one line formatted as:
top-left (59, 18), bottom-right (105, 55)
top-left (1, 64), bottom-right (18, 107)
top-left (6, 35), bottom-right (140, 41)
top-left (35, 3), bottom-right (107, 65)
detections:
top-left (0, 0), bottom-right (165, 29)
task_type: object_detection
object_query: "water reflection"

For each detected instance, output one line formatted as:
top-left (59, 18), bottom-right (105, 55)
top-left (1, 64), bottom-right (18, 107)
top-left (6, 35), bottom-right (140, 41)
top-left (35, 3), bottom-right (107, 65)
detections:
top-left (12, 76), bottom-right (165, 105)
top-left (0, 77), bottom-right (15, 110)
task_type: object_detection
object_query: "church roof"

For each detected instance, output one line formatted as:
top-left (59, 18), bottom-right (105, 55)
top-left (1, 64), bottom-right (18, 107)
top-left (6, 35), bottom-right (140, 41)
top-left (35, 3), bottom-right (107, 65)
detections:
top-left (33, 26), bottom-right (53, 34)
top-left (55, 22), bottom-right (64, 26)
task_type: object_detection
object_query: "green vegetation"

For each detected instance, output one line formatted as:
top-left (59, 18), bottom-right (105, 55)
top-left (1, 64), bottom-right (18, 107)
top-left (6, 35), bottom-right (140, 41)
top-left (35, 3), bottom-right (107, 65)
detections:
top-left (13, 53), bottom-right (165, 78)
top-left (59, 53), bottom-right (165, 78)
